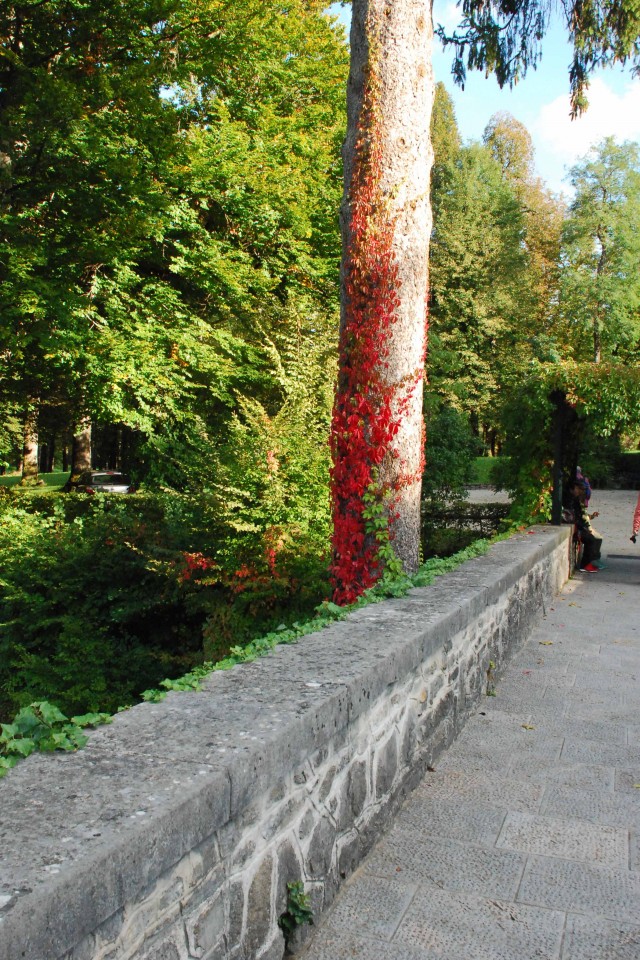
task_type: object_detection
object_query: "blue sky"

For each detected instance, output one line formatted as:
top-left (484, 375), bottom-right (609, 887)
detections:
top-left (328, 2), bottom-right (640, 196)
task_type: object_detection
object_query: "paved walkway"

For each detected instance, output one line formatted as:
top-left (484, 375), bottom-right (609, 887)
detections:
top-left (300, 490), bottom-right (640, 960)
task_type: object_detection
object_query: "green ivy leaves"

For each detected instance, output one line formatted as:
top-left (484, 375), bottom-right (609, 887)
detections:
top-left (0, 702), bottom-right (111, 778)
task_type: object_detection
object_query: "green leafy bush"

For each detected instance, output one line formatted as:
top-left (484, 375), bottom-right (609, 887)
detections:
top-left (0, 486), bottom-right (332, 722)
top-left (422, 408), bottom-right (482, 506)
top-left (0, 494), bottom-right (211, 720)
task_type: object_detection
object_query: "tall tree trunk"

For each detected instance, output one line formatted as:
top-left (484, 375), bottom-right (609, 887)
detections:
top-left (38, 442), bottom-right (48, 474)
top-left (593, 315), bottom-right (602, 362)
top-left (21, 406), bottom-right (39, 484)
top-left (330, 0), bottom-right (434, 602)
top-left (594, 228), bottom-right (606, 363)
top-left (46, 436), bottom-right (55, 472)
top-left (72, 419), bottom-right (92, 473)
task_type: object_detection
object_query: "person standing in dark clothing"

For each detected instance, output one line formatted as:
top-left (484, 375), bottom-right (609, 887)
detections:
top-left (570, 480), bottom-right (602, 572)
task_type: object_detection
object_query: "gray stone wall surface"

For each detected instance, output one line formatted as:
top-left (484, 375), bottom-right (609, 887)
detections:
top-left (0, 526), bottom-right (570, 960)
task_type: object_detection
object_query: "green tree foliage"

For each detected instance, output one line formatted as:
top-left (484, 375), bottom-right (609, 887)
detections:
top-left (430, 82), bottom-right (462, 195)
top-left (483, 112), bottom-right (565, 345)
top-left (0, 0), bottom-right (348, 485)
top-left (429, 131), bottom-right (536, 440)
top-left (494, 360), bottom-right (640, 518)
top-left (487, 136), bottom-right (640, 517)
top-left (558, 137), bottom-right (640, 364)
top-left (0, 1), bottom-right (349, 714)
top-left (422, 407), bottom-right (480, 507)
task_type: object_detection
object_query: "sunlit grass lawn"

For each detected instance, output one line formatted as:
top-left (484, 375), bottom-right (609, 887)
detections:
top-left (468, 457), bottom-right (507, 485)
top-left (0, 470), bottom-right (69, 492)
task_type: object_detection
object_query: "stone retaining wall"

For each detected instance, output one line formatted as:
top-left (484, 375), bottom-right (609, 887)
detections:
top-left (0, 527), bottom-right (570, 960)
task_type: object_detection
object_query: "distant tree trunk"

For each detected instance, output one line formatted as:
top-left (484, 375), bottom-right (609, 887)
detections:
top-left (72, 419), bottom-right (92, 473)
top-left (21, 406), bottom-right (39, 484)
top-left (594, 228), bottom-right (607, 363)
top-left (330, 0), bottom-right (434, 602)
top-left (38, 442), bottom-right (48, 474)
top-left (593, 309), bottom-right (602, 363)
top-left (115, 426), bottom-right (124, 470)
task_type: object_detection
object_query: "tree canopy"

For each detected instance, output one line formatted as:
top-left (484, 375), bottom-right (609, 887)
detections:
top-left (559, 137), bottom-right (640, 364)
top-left (1, 0), bottom-right (348, 494)
top-left (438, 0), bottom-right (640, 114)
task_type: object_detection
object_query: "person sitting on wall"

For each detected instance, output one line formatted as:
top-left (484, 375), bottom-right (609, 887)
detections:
top-left (570, 479), bottom-right (602, 572)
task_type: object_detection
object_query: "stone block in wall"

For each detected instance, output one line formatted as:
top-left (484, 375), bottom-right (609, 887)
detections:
top-left (262, 796), bottom-right (306, 846)
top-left (336, 829), bottom-right (363, 881)
top-left (275, 839), bottom-right (303, 920)
top-left (336, 757), bottom-right (368, 831)
top-left (227, 880), bottom-right (244, 950)
top-left (297, 808), bottom-right (315, 842)
top-left (374, 732), bottom-right (399, 800)
top-left (138, 931), bottom-right (188, 960)
top-left (304, 817), bottom-right (336, 881)
top-left (185, 888), bottom-right (226, 959)
top-left (80, 906), bottom-right (126, 960)
top-left (62, 931), bottom-right (98, 960)
top-left (245, 854), bottom-right (274, 956)
top-left (257, 932), bottom-right (286, 960)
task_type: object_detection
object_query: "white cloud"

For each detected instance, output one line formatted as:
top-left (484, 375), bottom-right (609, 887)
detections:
top-left (434, 2), bottom-right (464, 33)
top-left (532, 76), bottom-right (640, 191)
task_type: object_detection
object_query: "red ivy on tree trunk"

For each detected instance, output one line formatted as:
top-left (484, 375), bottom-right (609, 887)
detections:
top-left (330, 41), bottom-right (425, 605)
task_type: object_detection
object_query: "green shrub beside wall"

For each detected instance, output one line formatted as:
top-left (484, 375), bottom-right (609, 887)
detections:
top-left (0, 492), bottom-right (329, 721)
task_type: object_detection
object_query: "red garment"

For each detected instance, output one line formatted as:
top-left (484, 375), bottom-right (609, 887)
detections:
top-left (633, 491), bottom-right (640, 536)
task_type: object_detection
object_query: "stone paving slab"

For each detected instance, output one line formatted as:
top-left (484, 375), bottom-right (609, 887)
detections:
top-left (541, 785), bottom-right (640, 828)
top-left (496, 811), bottom-right (628, 867)
top-left (616, 769), bottom-right (640, 794)
top-left (560, 689), bottom-right (630, 710)
top-left (300, 492), bottom-right (640, 960)
top-left (484, 709), bottom-right (629, 750)
top-left (498, 672), bottom-right (577, 694)
top-left (560, 738), bottom-right (640, 769)
top-left (483, 711), bottom-right (629, 746)
top-left (394, 796), bottom-right (507, 847)
top-left (506, 758), bottom-right (617, 792)
top-left (518, 856), bottom-right (640, 923)
top-left (562, 915), bottom-right (640, 960)
top-left (414, 769), bottom-right (545, 814)
top-left (364, 829), bottom-right (527, 900)
top-left (310, 873), bottom-right (418, 940)
top-left (299, 931), bottom-right (433, 960)
top-left (393, 886), bottom-right (565, 960)
top-left (562, 700), bottom-right (638, 724)
top-left (482, 692), bottom-right (569, 717)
